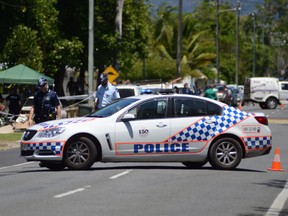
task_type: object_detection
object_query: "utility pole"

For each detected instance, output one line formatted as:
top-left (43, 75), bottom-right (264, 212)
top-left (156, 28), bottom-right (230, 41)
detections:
top-left (176, 0), bottom-right (183, 77)
top-left (252, 13), bottom-right (256, 77)
top-left (235, 0), bottom-right (240, 87)
top-left (115, 0), bottom-right (124, 73)
top-left (215, 0), bottom-right (220, 83)
top-left (88, 0), bottom-right (94, 105)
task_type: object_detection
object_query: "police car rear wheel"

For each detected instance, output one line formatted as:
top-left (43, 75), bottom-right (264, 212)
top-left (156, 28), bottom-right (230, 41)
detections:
top-left (182, 161), bottom-right (208, 169)
top-left (64, 137), bottom-right (97, 170)
top-left (209, 138), bottom-right (242, 170)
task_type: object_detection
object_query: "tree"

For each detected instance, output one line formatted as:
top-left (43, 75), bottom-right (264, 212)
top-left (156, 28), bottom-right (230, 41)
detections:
top-left (0, 0), bottom-right (84, 95)
top-left (1, 25), bottom-right (43, 71)
top-left (153, 4), bottom-right (215, 80)
top-left (92, 0), bottom-right (151, 74)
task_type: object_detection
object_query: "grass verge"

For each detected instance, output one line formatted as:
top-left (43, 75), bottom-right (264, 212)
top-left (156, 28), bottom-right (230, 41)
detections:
top-left (0, 132), bottom-right (23, 141)
top-left (0, 132), bottom-right (23, 150)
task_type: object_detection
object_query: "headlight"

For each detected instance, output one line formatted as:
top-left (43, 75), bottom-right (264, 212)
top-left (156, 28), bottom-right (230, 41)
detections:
top-left (37, 127), bottom-right (66, 138)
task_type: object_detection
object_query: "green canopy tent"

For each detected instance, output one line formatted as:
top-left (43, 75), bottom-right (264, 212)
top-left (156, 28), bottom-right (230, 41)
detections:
top-left (0, 64), bottom-right (54, 85)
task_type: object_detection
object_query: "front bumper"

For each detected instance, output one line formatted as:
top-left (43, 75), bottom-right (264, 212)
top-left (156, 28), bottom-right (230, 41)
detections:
top-left (21, 141), bottom-right (64, 161)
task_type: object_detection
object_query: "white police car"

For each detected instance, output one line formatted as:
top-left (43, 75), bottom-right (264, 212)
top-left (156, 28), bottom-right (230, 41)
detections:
top-left (20, 94), bottom-right (272, 170)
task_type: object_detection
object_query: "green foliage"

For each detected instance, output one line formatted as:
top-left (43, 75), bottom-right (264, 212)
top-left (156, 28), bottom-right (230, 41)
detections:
top-left (1, 25), bottom-right (43, 71)
top-left (127, 53), bottom-right (192, 82)
top-left (152, 3), bottom-right (215, 82)
top-left (93, 0), bottom-right (151, 74)
top-left (46, 38), bottom-right (83, 74)
top-left (0, 0), bottom-right (287, 88)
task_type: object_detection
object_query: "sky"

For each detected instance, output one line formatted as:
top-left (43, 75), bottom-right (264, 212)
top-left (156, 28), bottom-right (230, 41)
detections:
top-left (149, 0), bottom-right (264, 15)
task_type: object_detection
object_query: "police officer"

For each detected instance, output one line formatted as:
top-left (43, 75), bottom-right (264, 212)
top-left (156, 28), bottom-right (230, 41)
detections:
top-left (94, 73), bottom-right (120, 110)
top-left (28, 77), bottom-right (61, 126)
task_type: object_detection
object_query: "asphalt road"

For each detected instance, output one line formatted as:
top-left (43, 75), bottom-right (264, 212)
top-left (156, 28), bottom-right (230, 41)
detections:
top-left (0, 105), bottom-right (287, 216)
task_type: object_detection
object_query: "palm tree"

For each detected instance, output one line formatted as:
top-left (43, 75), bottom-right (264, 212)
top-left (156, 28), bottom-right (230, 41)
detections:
top-left (154, 6), bottom-right (215, 78)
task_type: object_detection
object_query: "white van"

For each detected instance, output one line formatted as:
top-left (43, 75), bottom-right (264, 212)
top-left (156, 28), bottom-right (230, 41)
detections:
top-left (243, 77), bottom-right (288, 109)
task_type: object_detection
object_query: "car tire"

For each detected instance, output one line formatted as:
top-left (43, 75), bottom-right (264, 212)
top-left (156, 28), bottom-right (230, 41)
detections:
top-left (259, 102), bottom-right (267, 109)
top-left (182, 161), bottom-right (208, 169)
top-left (64, 137), bottom-right (97, 170)
top-left (266, 97), bottom-right (278, 109)
top-left (208, 138), bottom-right (242, 170)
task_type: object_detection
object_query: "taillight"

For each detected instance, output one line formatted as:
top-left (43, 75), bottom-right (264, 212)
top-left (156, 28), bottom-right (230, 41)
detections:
top-left (255, 116), bottom-right (268, 125)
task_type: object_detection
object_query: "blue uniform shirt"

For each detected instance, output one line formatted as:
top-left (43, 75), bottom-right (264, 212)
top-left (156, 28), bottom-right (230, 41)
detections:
top-left (96, 83), bottom-right (120, 109)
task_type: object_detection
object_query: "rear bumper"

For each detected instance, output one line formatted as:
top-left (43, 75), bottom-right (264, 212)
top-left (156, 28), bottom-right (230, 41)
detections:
top-left (245, 146), bottom-right (272, 158)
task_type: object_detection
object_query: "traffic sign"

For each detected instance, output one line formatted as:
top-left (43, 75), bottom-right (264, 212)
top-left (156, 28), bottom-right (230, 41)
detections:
top-left (103, 66), bottom-right (119, 84)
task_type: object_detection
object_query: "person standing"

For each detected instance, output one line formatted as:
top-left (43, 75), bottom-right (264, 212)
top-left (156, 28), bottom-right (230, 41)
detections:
top-left (204, 85), bottom-right (218, 100)
top-left (66, 77), bottom-right (76, 96)
top-left (173, 86), bottom-right (179, 94)
top-left (5, 86), bottom-right (22, 119)
top-left (94, 73), bottom-right (120, 110)
top-left (180, 83), bottom-right (193, 94)
top-left (28, 77), bottom-right (61, 126)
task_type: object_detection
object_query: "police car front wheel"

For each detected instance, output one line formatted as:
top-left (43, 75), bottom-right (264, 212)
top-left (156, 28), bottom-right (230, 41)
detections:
top-left (208, 138), bottom-right (242, 170)
top-left (64, 137), bottom-right (97, 170)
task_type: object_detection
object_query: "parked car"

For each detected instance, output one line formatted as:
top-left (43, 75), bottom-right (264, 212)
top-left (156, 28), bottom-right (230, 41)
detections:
top-left (116, 85), bottom-right (141, 98)
top-left (20, 94), bottom-right (272, 171)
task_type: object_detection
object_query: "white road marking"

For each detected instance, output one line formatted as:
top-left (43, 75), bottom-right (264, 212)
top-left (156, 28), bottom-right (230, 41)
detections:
top-left (54, 186), bottom-right (91, 199)
top-left (109, 169), bottom-right (132, 179)
top-left (265, 179), bottom-right (288, 216)
top-left (54, 188), bottom-right (85, 198)
top-left (0, 162), bottom-right (34, 170)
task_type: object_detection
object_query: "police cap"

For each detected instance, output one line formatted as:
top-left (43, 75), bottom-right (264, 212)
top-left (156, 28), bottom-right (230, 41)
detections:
top-left (38, 77), bottom-right (48, 87)
top-left (100, 73), bottom-right (108, 82)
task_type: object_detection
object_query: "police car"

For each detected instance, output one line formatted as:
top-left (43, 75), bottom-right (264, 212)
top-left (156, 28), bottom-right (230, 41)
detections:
top-left (20, 94), bottom-right (272, 170)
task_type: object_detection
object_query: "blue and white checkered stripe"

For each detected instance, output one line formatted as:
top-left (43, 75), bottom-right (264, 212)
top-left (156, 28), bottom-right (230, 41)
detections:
top-left (26, 142), bottom-right (63, 155)
top-left (242, 136), bottom-right (272, 150)
top-left (39, 118), bottom-right (94, 129)
top-left (167, 106), bottom-right (252, 142)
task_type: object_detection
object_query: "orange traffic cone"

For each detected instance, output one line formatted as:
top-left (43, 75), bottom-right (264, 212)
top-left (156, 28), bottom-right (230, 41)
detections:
top-left (268, 147), bottom-right (284, 172)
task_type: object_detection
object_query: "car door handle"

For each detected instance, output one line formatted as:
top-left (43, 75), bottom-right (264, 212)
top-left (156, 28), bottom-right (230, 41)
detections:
top-left (156, 123), bottom-right (167, 128)
top-left (205, 119), bottom-right (216, 124)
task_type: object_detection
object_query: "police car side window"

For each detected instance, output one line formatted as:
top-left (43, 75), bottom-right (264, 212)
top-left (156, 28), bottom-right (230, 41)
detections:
top-left (128, 99), bottom-right (167, 120)
top-left (174, 98), bottom-right (207, 117)
top-left (207, 102), bottom-right (222, 115)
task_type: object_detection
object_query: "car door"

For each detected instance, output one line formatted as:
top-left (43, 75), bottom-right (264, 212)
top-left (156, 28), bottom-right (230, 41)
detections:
top-left (169, 97), bottom-right (222, 155)
top-left (115, 98), bottom-right (171, 159)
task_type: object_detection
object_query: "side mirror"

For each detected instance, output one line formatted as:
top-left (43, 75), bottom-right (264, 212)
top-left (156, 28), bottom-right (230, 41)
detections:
top-left (122, 113), bottom-right (136, 122)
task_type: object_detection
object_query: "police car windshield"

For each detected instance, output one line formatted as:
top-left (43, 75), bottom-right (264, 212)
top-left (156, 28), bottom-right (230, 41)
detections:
top-left (89, 98), bottom-right (139, 117)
